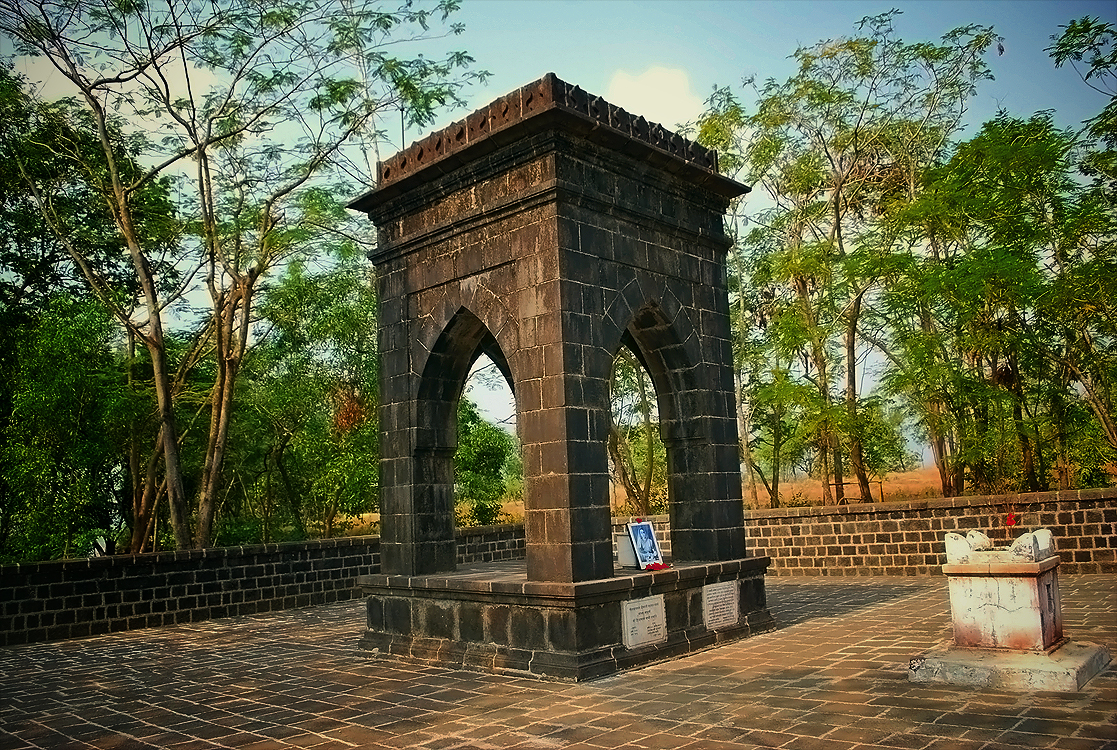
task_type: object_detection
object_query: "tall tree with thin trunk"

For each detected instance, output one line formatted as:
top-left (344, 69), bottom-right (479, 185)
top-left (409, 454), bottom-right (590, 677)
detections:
top-left (693, 10), bottom-right (1000, 501)
top-left (0, 0), bottom-right (485, 547)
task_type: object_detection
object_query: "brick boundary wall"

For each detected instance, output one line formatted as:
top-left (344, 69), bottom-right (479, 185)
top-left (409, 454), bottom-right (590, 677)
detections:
top-left (5, 493), bottom-right (1112, 647)
top-left (0, 525), bottom-right (525, 648)
top-left (744, 488), bottom-right (1117, 576)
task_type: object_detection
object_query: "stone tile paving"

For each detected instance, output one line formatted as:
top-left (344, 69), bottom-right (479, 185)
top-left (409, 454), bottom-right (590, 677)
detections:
top-left (0, 576), bottom-right (1113, 750)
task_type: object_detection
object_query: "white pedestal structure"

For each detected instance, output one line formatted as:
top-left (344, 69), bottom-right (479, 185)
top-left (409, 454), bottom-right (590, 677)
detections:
top-left (909, 529), bottom-right (1111, 691)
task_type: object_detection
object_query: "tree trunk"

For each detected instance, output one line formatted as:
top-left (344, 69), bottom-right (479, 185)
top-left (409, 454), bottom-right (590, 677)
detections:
top-left (793, 274), bottom-right (835, 506)
top-left (637, 364), bottom-right (655, 515)
top-left (196, 269), bottom-right (257, 547)
top-left (735, 370), bottom-right (760, 507)
top-left (770, 424), bottom-right (782, 509)
top-left (926, 401), bottom-right (955, 497)
top-left (1053, 394), bottom-right (1071, 490)
top-left (608, 426), bottom-right (643, 514)
top-left (844, 290), bottom-right (873, 502)
top-left (129, 428), bottom-right (164, 553)
top-left (832, 443), bottom-right (845, 504)
top-left (1008, 353), bottom-right (1044, 492)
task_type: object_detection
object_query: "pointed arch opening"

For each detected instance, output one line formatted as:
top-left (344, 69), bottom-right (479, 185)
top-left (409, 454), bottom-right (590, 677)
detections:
top-left (611, 300), bottom-right (725, 557)
top-left (415, 307), bottom-right (519, 556)
top-left (456, 352), bottom-right (520, 527)
top-left (608, 339), bottom-right (667, 518)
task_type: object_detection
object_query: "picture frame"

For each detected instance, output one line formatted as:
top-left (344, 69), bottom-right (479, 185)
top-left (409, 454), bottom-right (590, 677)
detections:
top-left (626, 521), bottom-right (663, 569)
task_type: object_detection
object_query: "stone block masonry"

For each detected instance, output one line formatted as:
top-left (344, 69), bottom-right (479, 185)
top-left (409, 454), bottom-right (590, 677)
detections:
top-left (349, 71), bottom-right (771, 679)
top-left (351, 72), bottom-right (751, 584)
top-left (745, 488), bottom-right (1117, 576)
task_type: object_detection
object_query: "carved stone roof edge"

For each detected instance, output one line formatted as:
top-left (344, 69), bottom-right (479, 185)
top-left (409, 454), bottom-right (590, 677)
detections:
top-left (347, 73), bottom-right (748, 215)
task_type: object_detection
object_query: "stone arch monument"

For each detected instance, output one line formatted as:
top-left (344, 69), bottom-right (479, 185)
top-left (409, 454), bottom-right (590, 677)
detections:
top-left (350, 74), bottom-right (772, 680)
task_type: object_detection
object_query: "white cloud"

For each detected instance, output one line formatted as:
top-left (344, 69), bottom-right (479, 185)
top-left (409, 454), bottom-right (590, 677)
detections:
top-left (604, 66), bottom-right (704, 133)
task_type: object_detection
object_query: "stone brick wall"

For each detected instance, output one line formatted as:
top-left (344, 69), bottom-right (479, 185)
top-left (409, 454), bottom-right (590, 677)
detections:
top-left (0, 525), bottom-right (527, 647)
top-left (7, 491), bottom-right (1112, 647)
top-left (0, 537), bottom-right (380, 648)
top-left (744, 489), bottom-right (1117, 576)
top-left (456, 524), bottom-right (526, 564)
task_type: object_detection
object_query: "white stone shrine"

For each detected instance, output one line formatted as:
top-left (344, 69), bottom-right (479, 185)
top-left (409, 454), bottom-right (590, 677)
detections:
top-left (909, 528), bottom-right (1111, 691)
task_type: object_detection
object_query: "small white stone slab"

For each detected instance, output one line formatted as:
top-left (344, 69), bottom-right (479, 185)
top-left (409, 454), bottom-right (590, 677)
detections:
top-left (703, 580), bottom-right (739, 630)
top-left (622, 595), bottom-right (667, 649)
top-left (966, 530), bottom-right (992, 551)
top-left (945, 532), bottom-right (971, 564)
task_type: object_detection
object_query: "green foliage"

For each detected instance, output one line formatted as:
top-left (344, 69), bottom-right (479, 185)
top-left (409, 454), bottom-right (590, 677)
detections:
top-left (216, 253), bottom-right (381, 545)
top-left (855, 397), bottom-right (920, 476)
top-left (699, 10), bottom-right (1117, 502)
top-left (0, 62), bottom-right (181, 318)
top-left (699, 10), bottom-right (1001, 503)
top-left (608, 347), bottom-right (668, 517)
top-left (879, 105), bottom-right (1117, 494)
top-left (0, 0), bottom-right (486, 551)
top-left (454, 398), bottom-right (515, 527)
top-left (0, 298), bottom-right (142, 562)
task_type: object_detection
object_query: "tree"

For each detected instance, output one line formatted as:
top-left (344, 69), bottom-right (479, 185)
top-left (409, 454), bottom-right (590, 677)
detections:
top-left (1046, 17), bottom-right (1117, 462)
top-left (877, 101), bottom-right (1117, 495)
top-left (0, 0), bottom-right (485, 548)
top-left (694, 10), bottom-right (1000, 501)
top-left (0, 62), bottom-right (186, 553)
top-left (0, 298), bottom-right (140, 562)
top-left (217, 244), bottom-right (380, 543)
top-left (1048, 16), bottom-right (1117, 201)
top-left (608, 347), bottom-right (667, 517)
top-left (454, 398), bottom-right (515, 527)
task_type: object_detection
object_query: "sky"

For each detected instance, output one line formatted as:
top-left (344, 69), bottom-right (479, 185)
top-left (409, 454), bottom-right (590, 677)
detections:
top-left (407, 0), bottom-right (1115, 148)
top-left (436, 0), bottom-right (1116, 431)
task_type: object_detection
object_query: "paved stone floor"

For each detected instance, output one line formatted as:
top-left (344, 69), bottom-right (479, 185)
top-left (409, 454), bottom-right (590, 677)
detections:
top-left (1, 576), bottom-right (1114, 750)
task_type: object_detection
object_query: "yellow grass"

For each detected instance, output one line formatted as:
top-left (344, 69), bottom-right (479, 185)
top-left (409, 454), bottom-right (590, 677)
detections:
top-left (339, 466), bottom-right (950, 534)
top-left (746, 465), bottom-right (944, 508)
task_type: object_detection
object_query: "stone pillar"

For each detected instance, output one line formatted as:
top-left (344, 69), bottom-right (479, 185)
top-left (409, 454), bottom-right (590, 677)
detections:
top-left (350, 73), bottom-right (750, 583)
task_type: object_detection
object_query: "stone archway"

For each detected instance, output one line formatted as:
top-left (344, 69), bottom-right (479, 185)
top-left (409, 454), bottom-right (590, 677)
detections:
top-left (350, 74), bottom-right (773, 679)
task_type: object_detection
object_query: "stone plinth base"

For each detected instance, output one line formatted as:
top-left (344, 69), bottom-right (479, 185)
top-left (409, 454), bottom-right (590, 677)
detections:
top-left (357, 557), bottom-right (773, 681)
top-left (909, 641), bottom-right (1111, 691)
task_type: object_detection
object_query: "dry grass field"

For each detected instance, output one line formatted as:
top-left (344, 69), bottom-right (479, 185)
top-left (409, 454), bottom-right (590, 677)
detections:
top-left (343, 465), bottom-right (952, 534)
top-left (747, 464), bottom-right (945, 509)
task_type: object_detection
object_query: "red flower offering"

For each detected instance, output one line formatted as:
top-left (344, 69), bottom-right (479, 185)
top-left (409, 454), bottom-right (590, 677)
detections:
top-left (1006, 512), bottom-right (1017, 527)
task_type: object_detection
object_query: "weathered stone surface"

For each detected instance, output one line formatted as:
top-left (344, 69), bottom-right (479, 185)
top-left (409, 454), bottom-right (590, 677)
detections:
top-left (944, 556), bottom-right (1063, 650)
top-left (910, 528), bottom-right (1109, 691)
top-left (966, 529), bottom-right (992, 551)
top-left (349, 74), bottom-right (751, 583)
top-left (358, 558), bottom-right (774, 681)
top-left (909, 641), bottom-right (1112, 691)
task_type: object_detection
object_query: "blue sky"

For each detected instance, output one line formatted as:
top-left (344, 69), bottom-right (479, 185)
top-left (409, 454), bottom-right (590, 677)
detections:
top-left (411, 0), bottom-right (1114, 148)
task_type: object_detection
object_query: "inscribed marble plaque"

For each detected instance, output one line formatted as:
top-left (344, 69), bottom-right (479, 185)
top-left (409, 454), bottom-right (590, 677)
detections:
top-left (622, 595), bottom-right (667, 649)
top-left (703, 580), bottom-right (739, 630)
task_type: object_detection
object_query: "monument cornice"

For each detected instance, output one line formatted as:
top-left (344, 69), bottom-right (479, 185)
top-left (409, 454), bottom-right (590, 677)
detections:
top-left (348, 72), bottom-right (749, 217)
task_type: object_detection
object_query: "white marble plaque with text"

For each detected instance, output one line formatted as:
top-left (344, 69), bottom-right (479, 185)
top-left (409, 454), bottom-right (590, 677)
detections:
top-left (622, 595), bottom-right (667, 649)
top-left (703, 580), bottom-right (739, 630)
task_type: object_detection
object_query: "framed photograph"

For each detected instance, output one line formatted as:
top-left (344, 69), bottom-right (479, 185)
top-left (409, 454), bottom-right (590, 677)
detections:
top-left (626, 521), bottom-right (663, 569)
